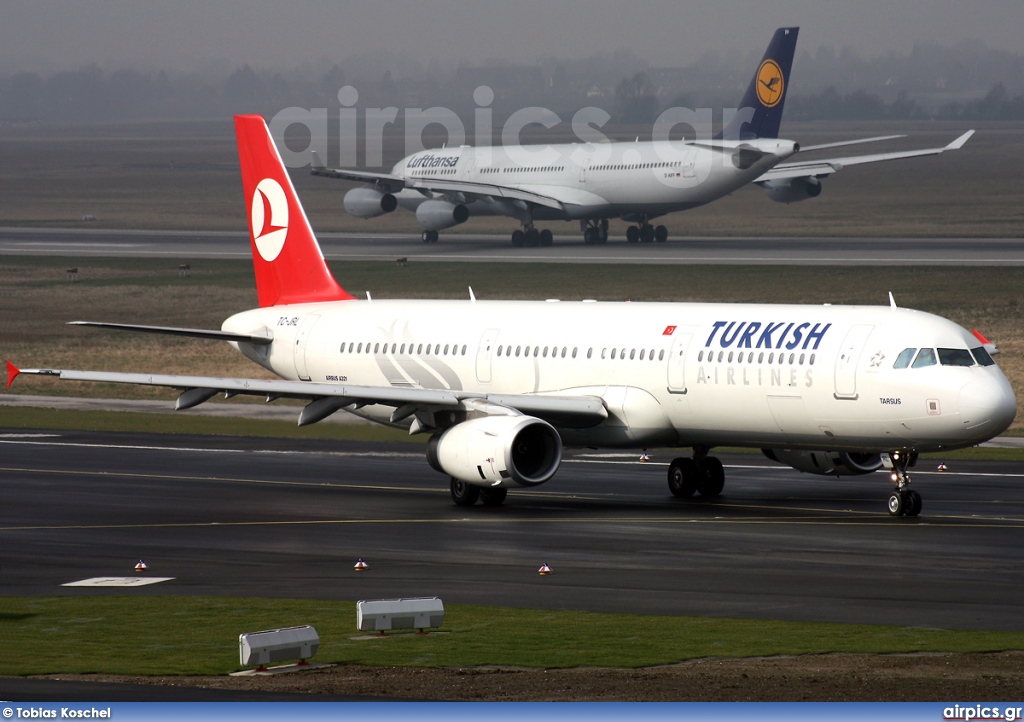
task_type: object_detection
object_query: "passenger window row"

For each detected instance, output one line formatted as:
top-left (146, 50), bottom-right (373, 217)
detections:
top-left (697, 349), bottom-right (817, 366)
top-left (593, 161), bottom-right (682, 171)
top-left (339, 341), bottom-right (468, 357)
top-left (497, 345), bottom-right (579, 359)
top-left (495, 345), bottom-right (670, 362)
top-left (479, 166), bottom-right (566, 174)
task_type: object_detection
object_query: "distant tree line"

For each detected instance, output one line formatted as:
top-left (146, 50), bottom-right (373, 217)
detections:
top-left (785, 82), bottom-right (1024, 121)
top-left (2, 50), bottom-right (1024, 125)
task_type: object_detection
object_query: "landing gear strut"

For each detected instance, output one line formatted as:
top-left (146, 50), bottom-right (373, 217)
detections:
top-left (884, 451), bottom-right (922, 517)
top-left (667, 447), bottom-right (724, 499)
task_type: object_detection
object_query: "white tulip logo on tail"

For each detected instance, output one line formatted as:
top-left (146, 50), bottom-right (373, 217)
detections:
top-left (251, 178), bottom-right (289, 262)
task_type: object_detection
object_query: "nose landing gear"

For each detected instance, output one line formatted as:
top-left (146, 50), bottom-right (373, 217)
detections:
top-left (883, 451), bottom-right (922, 517)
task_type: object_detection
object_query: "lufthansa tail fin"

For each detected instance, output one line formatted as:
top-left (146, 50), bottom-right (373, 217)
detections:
top-left (717, 27), bottom-right (799, 141)
top-left (234, 115), bottom-right (354, 307)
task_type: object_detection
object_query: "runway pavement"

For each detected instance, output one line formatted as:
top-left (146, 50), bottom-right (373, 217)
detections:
top-left (3, 227), bottom-right (1024, 265)
top-left (3, 428), bottom-right (1024, 632)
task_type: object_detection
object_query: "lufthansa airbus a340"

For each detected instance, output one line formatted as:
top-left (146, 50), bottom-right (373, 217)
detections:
top-left (313, 27), bottom-right (974, 247)
top-left (7, 115), bottom-right (1014, 517)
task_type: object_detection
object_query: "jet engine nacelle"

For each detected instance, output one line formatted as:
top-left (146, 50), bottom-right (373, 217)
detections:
top-left (343, 188), bottom-right (398, 218)
top-left (762, 449), bottom-right (883, 476)
top-left (762, 176), bottom-right (822, 204)
top-left (426, 415), bottom-right (562, 488)
top-left (415, 200), bottom-right (470, 231)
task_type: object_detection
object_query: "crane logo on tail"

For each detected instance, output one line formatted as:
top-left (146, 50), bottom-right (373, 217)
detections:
top-left (755, 59), bottom-right (784, 108)
top-left (251, 178), bottom-right (289, 262)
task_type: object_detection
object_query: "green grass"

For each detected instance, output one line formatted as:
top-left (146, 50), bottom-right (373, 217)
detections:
top-left (2, 596), bottom-right (1022, 676)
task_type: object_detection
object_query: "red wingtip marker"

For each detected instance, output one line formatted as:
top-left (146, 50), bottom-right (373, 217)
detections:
top-left (971, 329), bottom-right (992, 346)
top-left (5, 360), bottom-right (20, 390)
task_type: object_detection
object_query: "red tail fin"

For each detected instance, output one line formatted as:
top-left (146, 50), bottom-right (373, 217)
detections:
top-left (234, 115), bottom-right (354, 307)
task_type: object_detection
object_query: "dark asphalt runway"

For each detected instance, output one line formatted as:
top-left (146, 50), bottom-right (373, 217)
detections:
top-left (3, 429), bottom-right (1024, 632)
top-left (3, 227), bottom-right (1024, 265)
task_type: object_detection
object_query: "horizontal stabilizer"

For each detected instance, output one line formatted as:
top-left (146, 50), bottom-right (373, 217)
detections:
top-left (756, 130), bottom-right (975, 183)
top-left (68, 321), bottom-right (273, 345)
top-left (798, 135), bottom-right (905, 152)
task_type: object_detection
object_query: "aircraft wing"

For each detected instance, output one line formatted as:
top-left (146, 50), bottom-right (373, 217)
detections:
top-left (5, 363), bottom-right (608, 429)
top-left (311, 151), bottom-right (566, 211)
top-left (755, 130), bottom-right (974, 183)
top-left (404, 178), bottom-right (567, 210)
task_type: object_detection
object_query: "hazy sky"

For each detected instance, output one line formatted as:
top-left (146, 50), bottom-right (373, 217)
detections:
top-left (3, 0), bottom-right (1023, 74)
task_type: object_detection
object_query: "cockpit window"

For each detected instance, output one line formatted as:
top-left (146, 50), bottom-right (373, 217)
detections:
top-left (911, 348), bottom-right (937, 368)
top-left (938, 348), bottom-right (975, 367)
top-left (971, 346), bottom-right (996, 366)
top-left (893, 348), bottom-right (916, 369)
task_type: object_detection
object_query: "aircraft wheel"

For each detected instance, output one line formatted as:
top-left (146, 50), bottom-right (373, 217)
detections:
top-left (539, 229), bottom-right (554, 246)
top-left (429, 230), bottom-right (439, 243)
top-left (696, 457), bottom-right (725, 498)
top-left (451, 478), bottom-right (481, 506)
top-left (887, 491), bottom-right (905, 516)
top-left (511, 230), bottom-right (526, 247)
top-left (668, 458), bottom-right (697, 498)
top-left (479, 487), bottom-right (508, 507)
top-left (626, 226), bottom-right (640, 243)
top-left (904, 489), bottom-right (922, 517)
top-left (524, 229), bottom-right (541, 247)
top-left (421, 230), bottom-right (433, 243)
top-left (654, 225), bottom-right (668, 243)
top-left (583, 228), bottom-right (599, 245)
top-left (640, 225), bottom-right (655, 243)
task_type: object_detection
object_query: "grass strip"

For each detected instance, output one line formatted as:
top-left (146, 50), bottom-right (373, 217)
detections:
top-left (1, 596), bottom-right (1022, 676)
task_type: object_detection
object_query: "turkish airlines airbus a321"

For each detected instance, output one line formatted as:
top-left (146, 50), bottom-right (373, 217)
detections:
top-left (313, 27), bottom-right (974, 247)
top-left (6, 115), bottom-right (1015, 517)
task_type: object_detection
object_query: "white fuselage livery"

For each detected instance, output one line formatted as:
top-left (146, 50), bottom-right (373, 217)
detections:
top-left (224, 298), bottom-right (1015, 454)
top-left (389, 139), bottom-right (798, 222)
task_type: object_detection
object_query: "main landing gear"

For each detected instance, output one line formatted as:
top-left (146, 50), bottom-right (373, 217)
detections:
top-left (421, 230), bottom-right (439, 243)
top-left (884, 450), bottom-right (922, 517)
top-left (511, 225), bottom-right (554, 247)
top-left (667, 448), bottom-right (725, 499)
top-left (450, 477), bottom-right (508, 507)
top-left (582, 219), bottom-right (609, 245)
top-left (625, 222), bottom-right (668, 244)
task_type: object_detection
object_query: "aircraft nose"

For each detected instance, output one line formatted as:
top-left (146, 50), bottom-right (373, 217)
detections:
top-left (959, 374), bottom-right (1017, 438)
